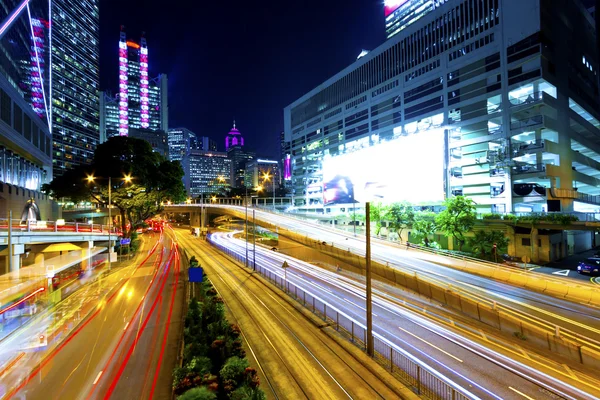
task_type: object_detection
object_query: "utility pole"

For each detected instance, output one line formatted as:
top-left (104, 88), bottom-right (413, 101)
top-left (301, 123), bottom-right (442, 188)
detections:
top-left (366, 202), bottom-right (373, 357)
top-left (245, 188), bottom-right (249, 268)
top-left (7, 210), bottom-right (12, 274)
top-left (253, 209), bottom-right (256, 271)
top-left (352, 189), bottom-right (356, 236)
top-left (108, 176), bottom-right (112, 271)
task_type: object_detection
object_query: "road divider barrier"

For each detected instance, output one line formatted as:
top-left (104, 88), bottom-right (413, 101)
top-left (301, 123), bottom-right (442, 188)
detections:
top-left (208, 234), bottom-right (476, 400)
top-left (265, 227), bottom-right (600, 369)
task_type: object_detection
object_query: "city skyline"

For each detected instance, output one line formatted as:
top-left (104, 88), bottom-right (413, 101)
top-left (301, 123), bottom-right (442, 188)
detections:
top-left (98, 0), bottom-right (386, 158)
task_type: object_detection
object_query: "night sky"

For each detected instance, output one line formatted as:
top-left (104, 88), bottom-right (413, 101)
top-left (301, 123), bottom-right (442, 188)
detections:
top-left (99, 0), bottom-right (386, 158)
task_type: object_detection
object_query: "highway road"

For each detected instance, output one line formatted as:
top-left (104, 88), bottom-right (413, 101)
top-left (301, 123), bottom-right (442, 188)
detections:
top-left (207, 228), bottom-right (600, 400)
top-left (0, 231), bottom-right (182, 400)
top-left (203, 206), bottom-right (600, 344)
top-left (173, 227), bottom-right (415, 400)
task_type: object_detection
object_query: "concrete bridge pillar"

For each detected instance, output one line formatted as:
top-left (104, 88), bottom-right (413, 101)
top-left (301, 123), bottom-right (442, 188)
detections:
top-left (190, 212), bottom-right (201, 227)
top-left (3, 244), bottom-right (24, 274)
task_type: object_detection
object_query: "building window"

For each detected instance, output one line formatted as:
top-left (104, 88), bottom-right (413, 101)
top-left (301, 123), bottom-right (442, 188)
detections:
top-left (522, 238), bottom-right (531, 246)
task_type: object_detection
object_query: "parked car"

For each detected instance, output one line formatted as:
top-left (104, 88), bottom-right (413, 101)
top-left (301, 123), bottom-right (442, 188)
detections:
top-left (577, 258), bottom-right (600, 275)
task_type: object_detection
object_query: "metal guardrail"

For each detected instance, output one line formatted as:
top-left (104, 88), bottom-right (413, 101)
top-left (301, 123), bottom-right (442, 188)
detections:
top-left (0, 218), bottom-right (117, 234)
top-left (209, 237), bottom-right (477, 400)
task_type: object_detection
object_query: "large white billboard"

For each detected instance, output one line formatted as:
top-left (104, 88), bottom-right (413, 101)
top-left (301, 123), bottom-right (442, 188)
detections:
top-left (321, 128), bottom-right (445, 205)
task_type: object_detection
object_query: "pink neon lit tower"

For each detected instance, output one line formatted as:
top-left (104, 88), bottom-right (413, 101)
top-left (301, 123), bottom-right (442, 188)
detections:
top-left (118, 27), bottom-right (129, 136)
top-left (139, 35), bottom-right (149, 128)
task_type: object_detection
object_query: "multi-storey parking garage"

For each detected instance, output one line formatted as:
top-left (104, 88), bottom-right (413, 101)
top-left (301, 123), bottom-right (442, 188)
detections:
top-left (283, 0), bottom-right (599, 214)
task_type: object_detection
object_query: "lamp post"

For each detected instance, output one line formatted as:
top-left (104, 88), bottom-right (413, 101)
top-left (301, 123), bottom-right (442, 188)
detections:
top-left (87, 174), bottom-right (132, 271)
top-left (245, 186), bottom-right (249, 268)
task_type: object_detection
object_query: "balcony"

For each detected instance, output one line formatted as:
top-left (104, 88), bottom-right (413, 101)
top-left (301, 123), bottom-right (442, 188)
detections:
top-left (511, 162), bottom-right (546, 175)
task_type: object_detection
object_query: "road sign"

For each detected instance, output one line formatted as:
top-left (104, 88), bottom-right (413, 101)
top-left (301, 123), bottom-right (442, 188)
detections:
top-left (188, 267), bottom-right (204, 282)
top-left (282, 261), bottom-right (289, 269)
top-left (552, 269), bottom-right (570, 276)
top-left (120, 238), bottom-right (131, 245)
top-left (521, 255), bottom-right (531, 263)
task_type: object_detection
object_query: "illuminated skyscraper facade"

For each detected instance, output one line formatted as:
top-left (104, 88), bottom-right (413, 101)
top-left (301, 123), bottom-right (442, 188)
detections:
top-left (100, 28), bottom-right (168, 139)
top-left (51, 0), bottom-right (100, 177)
top-left (182, 150), bottom-right (231, 197)
top-left (0, 0), bottom-right (56, 220)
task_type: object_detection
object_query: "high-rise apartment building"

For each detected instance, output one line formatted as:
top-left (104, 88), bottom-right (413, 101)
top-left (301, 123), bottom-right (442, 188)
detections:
top-left (182, 150), bottom-right (231, 197)
top-left (99, 28), bottom-right (168, 140)
top-left (284, 0), bottom-right (599, 216)
top-left (51, 0), bottom-right (100, 177)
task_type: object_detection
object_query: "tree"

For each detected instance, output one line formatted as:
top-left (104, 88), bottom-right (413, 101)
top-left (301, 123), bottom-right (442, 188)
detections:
top-left (387, 201), bottom-right (414, 240)
top-left (43, 137), bottom-right (185, 237)
top-left (435, 196), bottom-right (476, 251)
top-left (468, 230), bottom-right (509, 260)
top-left (411, 212), bottom-right (437, 247)
top-left (369, 202), bottom-right (389, 235)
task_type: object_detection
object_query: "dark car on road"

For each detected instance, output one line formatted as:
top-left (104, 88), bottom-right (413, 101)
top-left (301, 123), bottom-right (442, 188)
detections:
top-left (577, 258), bottom-right (600, 275)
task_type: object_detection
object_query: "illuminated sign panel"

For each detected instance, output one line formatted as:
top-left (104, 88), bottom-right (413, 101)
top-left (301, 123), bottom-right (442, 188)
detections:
top-left (385, 0), bottom-right (409, 17)
top-left (322, 128), bottom-right (445, 205)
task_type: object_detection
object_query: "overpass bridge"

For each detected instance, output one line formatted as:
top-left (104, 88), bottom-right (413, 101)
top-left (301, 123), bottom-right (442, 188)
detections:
top-left (0, 218), bottom-right (116, 275)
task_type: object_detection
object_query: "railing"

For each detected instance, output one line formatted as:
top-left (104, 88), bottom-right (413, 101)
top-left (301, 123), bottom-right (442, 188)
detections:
top-left (209, 237), bottom-right (477, 400)
top-left (511, 139), bottom-right (545, 157)
top-left (477, 211), bottom-right (600, 223)
top-left (510, 114), bottom-right (544, 130)
top-left (0, 219), bottom-right (117, 234)
top-left (508, 91), bottom-right (545, 107)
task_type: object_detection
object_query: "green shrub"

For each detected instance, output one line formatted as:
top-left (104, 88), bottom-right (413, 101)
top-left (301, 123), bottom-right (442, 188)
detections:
top-left (220, 356), bottom-right (249, 384)
top-left (178, 387), bottom-right (217, 400)
top-left (230, 385), bottom-right (267, 400)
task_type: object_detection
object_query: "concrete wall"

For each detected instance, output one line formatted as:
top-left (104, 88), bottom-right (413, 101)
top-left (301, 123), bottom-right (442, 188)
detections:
top-left (0, 183), bottom-right (60, 220)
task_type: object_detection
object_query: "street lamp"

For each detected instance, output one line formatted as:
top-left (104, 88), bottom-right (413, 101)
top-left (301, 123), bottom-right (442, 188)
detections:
top-left (262, 171), bottom-right (275, 209)
top-left (87, 174), bottom-right (134, 270)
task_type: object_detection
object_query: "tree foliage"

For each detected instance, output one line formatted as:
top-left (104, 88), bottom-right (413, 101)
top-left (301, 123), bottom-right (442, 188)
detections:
top-left (435, 196), bottom-right (476, 251)
top-left (42, 137), bottom-right (185, 237)
top-left (468, 230), bottom-right (509, 259)
top-left (369, 203), bottom-right (389, 235)
top-left (411, 212), bottom-right (437, 246)
top-left (387, 201), bottom-right (414, 239)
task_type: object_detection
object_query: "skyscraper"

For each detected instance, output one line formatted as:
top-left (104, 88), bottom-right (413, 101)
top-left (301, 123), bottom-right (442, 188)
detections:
top-left (225, 122), bottom-right (255, 188)
top-left (0, 0), bottom-right (55, 221)
top-left (182, 150), bottom-right (231, 197)
top-left (168, 127), bottom-right (196, 162)
top-left (100, 28), bottom-right (168, 139)
top-left (51, 0), bottom-right (100, 177)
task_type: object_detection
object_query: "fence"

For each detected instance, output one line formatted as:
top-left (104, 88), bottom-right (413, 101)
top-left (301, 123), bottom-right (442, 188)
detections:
top-left (0, 218), bottom-right (117, 234)
top-left (209, 236), bottom-right (477, 400)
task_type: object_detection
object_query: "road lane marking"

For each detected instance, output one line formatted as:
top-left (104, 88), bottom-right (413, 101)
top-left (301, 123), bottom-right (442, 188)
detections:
top-left (508, 386), bottom-right (535, 399)
top-left (397, 326), bottom-right (463, 363)
top-left (552, 269), bottom-right (570, 276)
top-left (93, 370), bottom-right (103, 384)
